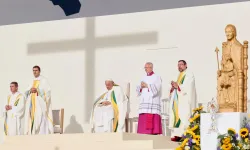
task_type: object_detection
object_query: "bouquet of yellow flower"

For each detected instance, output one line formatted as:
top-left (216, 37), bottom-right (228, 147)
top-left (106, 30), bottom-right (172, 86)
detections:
top-left (239, 117), bottom-right (250, 149)
top-left (176, 106), bottom-right (205, 150)
top-left (217, 117), bottom-right (250, 150)
top-left (217, 128), bottom-right (241, 150)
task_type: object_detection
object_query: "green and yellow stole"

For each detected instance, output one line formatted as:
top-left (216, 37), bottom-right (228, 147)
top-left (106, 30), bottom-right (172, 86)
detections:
top-left (92, 85), bottom-right (119, 132)
top-left (172, 72), bottom-right (186, 128)
top-left (4, 94), bottom-right (22, 135)
top-left (110, 90), bottom-right (118, 132)
top-left (30, 80), bottom-right (40, 133)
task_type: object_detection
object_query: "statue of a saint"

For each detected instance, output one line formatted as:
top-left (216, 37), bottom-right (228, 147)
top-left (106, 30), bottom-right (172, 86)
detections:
top-left (217, 24), bottom-right (248, 112)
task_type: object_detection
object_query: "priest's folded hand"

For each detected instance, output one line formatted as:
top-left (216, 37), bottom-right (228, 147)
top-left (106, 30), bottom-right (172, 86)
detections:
top-left (102, 101), bottom-right (111, 106)
top-left (141, 82), bottom-right (148, 88)
top-left (5, 105), bottom-right (12, 111)
top-left (172, 82), bottom-right (178, 89)
top-left (141, 82), bottom-right (145, 88)
top-left (31, 88), bottom-right (37, 93)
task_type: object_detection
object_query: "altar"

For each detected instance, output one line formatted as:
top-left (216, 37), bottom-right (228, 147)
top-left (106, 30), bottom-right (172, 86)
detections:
top-left (200, 112), bottom-right (248, 150)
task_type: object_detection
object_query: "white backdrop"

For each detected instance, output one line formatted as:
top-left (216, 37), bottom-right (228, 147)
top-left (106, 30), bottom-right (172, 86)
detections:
top-left (0, 2), bottom-right (250, 133)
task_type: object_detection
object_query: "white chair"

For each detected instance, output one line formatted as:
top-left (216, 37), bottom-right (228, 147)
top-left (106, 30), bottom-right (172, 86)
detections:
top-left (161, 98), bottom-right (170, 136)
top-left (52, 108), bottom-right (64, 134)
top-left (124, 82), bottom-right (140, 133)
top-left (124, 82), bottom-right (130, 132)
top-left (128, 116), bottom-right (139, 133)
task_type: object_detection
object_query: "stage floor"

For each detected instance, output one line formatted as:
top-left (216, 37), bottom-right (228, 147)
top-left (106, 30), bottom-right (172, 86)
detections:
top-left (0, 133), bottom-right (178, 150)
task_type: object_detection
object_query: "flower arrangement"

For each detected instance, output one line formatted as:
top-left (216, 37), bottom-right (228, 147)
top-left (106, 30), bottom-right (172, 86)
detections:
top-left (176, 106), bottom-right (205, 150)
top-left (217, 117), bottom-right (250, 150)
top-left (217, 128), bottom-right (241, 150)
top-left (239, 117), bottom-right (250, 149)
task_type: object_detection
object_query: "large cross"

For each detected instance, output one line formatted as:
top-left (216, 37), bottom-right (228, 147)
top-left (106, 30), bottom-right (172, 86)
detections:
top-left (27, 17), bottom-right (158, 123)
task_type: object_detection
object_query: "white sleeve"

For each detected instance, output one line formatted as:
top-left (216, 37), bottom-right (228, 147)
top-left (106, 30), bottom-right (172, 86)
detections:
top-left (178, 73), bottom-right (195, 95)
top-left (13, 95), bottom-right (25, 118)
top-left (136, 85), bottom-right (142, 96)
top-left (117, 87), bottom-right (128, 132)
top-left (148, 76), bottom-right (162, 97)
top-left (37, 79), bottom-right (51, 109)
top-left (178, 73), bottom-right (197, 109)
top-left (1, 97), bottom-right (8, 117)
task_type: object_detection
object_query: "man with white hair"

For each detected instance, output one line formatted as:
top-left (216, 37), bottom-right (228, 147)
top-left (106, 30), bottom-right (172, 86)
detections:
top-left (90, 79), bottom-right (128, 133)
top-left (136, 62), bottom-right (162, 135)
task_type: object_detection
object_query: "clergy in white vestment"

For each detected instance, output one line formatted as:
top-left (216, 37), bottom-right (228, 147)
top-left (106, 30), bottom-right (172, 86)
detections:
top-left (90, 79), bottom-right (128, 133)
top-left (169, 60), bottom-right (197, 142)
top-left (136, 62), bottom-right (162, 135)
top-left (3, 82), bottom-right (25, 136)
top-left (24, 66), bottom-right (54, 135)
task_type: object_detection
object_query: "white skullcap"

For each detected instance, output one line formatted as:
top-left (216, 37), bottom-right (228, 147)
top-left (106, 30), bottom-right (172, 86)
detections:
top-left (105, 78), bottom-right (118, 86)
top-left (105, 78), bottom-right (113, 82)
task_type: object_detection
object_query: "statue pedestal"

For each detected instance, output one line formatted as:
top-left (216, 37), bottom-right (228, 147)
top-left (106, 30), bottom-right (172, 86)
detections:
top-left (200, 112), bottom-right (248, 150)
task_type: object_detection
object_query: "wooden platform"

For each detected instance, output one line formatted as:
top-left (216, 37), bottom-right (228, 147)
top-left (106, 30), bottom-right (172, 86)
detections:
top-left (0, 133), bottom-right (178, 150)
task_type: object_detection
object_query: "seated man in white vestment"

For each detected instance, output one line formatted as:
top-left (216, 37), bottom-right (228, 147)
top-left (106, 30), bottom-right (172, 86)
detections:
top-left (24, 66), bottom-right (54, 135)
top-left (90, 79), bottom-right (128, 133)
top-left (169, 60), bottom-right (197, 142)
top-left (3, 82), bottom-right (25, 136)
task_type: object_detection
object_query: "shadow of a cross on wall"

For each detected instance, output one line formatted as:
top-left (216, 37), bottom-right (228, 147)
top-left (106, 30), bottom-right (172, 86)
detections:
top-left (27, 17), bottom-right (158, 122)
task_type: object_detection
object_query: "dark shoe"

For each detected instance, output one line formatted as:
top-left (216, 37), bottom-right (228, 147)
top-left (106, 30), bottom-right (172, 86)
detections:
top-left (171, 136), bottom-right (181, 142)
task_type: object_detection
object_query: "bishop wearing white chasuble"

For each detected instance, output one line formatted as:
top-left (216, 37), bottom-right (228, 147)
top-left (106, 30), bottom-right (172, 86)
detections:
top-left (24, 66), bottom-right (54, 135)
top-left (90, 79), bottom-right (128, 133)
top-left (136, 62), bottom-right (162, 135)
top-left (169, 60), bottom-right (197, 142)
top-left (3, 82), bottom-right (25, 136)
